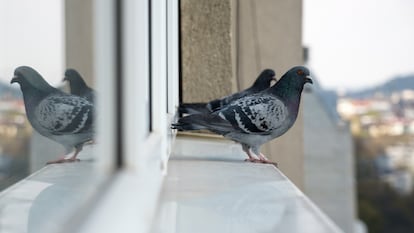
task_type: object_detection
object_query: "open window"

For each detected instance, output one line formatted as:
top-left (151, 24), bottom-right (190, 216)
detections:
top-left (0, 0), bottom-right (179, 232)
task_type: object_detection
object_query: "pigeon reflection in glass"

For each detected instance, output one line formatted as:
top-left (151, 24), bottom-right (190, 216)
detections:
top-left (11, 66), bottom-right (94, 164)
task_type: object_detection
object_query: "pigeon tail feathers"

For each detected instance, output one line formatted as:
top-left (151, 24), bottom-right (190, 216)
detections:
top-left (172, 114), bottom-right (236, 135)
top-left (179, 103), bottom-right (210, 115)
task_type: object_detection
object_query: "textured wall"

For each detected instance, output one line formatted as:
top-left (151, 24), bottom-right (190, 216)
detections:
top-left (181, 0), bottom-right (236, 102)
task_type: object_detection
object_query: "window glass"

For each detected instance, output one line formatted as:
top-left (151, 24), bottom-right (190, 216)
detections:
top-left (0, 0), bottom-right (64, 190)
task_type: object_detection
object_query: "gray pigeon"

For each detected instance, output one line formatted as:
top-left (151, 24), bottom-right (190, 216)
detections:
top-left (179, 69), bottom-right (276, 114)
top-left (172, 66), bottom-right (312, 163)
top-left (64, 68), bottom-right (95, 103)
top-left (11, 66), bottom-right (94, 164)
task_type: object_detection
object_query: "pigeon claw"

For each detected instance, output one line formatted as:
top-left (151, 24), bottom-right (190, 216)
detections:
top-left (244, 158), bottom-right (267, 163)
top-left (260, 160), bottom-right (278, 167)
top-left (244, 158), bottom-right (278, 167)
top-left (244, 158), bottom-right (260, 162)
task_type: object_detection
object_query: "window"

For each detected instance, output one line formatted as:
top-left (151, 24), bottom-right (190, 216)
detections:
top-left (0, 0), bottom-right (179, 232)
top-left (0, 0), bottom-right (65, 190)
top-left (78, 1), bottom-right (179, 232)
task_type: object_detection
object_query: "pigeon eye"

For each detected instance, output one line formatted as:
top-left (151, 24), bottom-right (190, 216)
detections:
top-left (296, 69), bottom-right (304, 76)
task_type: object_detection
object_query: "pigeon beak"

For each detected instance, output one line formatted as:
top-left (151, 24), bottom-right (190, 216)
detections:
top-left (305, 76), bottom-right (313, 84)
top-left (10, 76), bottom-right (19, 84)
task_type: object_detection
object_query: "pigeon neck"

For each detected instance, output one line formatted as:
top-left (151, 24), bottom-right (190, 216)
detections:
top-left (19, 80), bottom-right (56, 105)
top-left (70, 85), bottom-right (85, 96)
top-left (72, 77), bottom-right (88, 93)
top-left (270, 80), bottom-right (304, 115)
top-left (23, 79), bottom-right (55, 91)
top-left (251, 81), bottom-right (265, 91)
top-left (272, 79), bottom-right (303, 97)
top-left (249, 85), bottom-right (264, 93)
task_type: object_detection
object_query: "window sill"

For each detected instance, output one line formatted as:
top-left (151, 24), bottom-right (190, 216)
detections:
top-left (0, 134), bottom-right (344, 233)
top-left (152, 134), bottom-right (343, 233)
top-left (0, 146), bottom-right (105, 233)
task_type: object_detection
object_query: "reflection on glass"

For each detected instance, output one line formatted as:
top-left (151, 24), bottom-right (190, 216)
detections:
top-left (0, 89), bottom-right (30, 190)
top-left (0, 0), bottom-right (64, 190)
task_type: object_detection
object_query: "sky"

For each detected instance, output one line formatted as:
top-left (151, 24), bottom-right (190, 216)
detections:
top-left (303, 0), bottom-right (414, 91)
top-left (1, 0), bottom-right (413, 91)
top-left (0, 0), bottom-right (64, 86)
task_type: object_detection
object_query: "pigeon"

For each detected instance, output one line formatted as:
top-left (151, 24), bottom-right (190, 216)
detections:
top-left (179, 69), bottom-right (276, 114)
top-left (63, 68), bottom-right (95, 103)
top-left (172, 66), bottom-right (312, 164)
top-left (11, 66), bottom-right (94, 164)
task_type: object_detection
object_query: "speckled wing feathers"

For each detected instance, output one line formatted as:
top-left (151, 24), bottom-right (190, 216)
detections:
top-left (218, 95), bottom-right (288, 134)
top-left (35, 95), bottom-right (93, 135)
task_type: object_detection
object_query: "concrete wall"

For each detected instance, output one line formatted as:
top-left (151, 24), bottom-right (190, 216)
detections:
top-left (181, 0), bottom-right (236, 102)
top-left (303, 89), bottom-right (356, 233)
top-left (180, 0), bottom-right (305, 188)
top-left (65, 0), bottom-right (95, 85)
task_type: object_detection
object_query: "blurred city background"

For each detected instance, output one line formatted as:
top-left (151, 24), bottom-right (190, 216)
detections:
top-left (304, 0), bottom-right (414, 232)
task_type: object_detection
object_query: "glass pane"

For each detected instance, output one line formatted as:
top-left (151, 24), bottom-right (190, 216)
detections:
top-left (0, 0), bottom-right (64, 190)
top-left (0, 1), bottom-right (113, 232)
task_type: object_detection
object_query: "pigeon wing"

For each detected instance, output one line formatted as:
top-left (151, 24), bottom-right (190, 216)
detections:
top-left (217, 94), bottom-right (288, 134)
top-left (35, 95), bottom-right (94, 135)
top-left (179, 102), bottom-right (211, 115)
top-left (208, 90), bottom-right (248, 112)
top-left (173, 113), bottom-right (240, 135)
top-left (221, 89), bottom-right (250, 106)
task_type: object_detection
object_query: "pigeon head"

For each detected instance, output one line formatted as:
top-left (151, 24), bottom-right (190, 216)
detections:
top-left (11, 66), bottom-right (55, 92)
top-left (252, 69), bottom-right (277, 90)
top-left (278, 66), bottom-right (312, 89)
top-left (63, 68), bottom-right (87, 95)
top-left (63, 69), bottom-right (86, 86)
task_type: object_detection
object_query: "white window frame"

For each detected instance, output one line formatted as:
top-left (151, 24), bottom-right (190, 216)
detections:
top-left (80, 0), bottom-right (179, 232)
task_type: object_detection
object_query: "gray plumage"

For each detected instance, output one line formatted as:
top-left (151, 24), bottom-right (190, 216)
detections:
top-left (172, 66), bottom-right (312, 163)
top-left (11, 66), bottom-right (94, 164)
top-left (179, 69), bottom-right (276, 114)
top-left (64, 68), bottom-right (95, 103)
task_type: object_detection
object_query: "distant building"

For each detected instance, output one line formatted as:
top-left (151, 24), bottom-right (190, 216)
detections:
top-left (337, 99), bottom-right (391, 120)
top-left (381, 170), bottom-right (413, 195)
top-left (375, 144), bottom-right (414, 194)
top-left (385, 144), bottom-right (414, 172)
top-left (303, 78), bottom-right (358, 233)
top-left (375, 154), bottom-right (393, 175)
top-left (337, 88), bottom-right (414, 138)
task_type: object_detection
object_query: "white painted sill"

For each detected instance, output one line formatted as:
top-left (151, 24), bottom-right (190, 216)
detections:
top-left (0, 146), bottom-right (106, 233)
top-left (0, 134), bottom-right (344, 233)
top-left (151, 134), bottom-right (344, 233)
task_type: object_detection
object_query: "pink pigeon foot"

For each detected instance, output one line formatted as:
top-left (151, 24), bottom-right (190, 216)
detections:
top-left (244, 158), bottom-right (261, 162)
top-left (46, 148), bottom-right (82, 165)
top-left (245, 152), bottom-right (278, 167)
